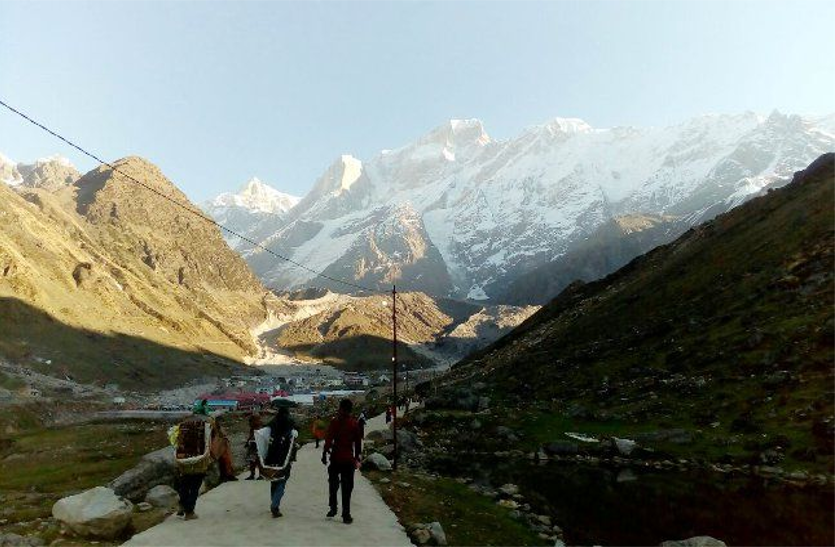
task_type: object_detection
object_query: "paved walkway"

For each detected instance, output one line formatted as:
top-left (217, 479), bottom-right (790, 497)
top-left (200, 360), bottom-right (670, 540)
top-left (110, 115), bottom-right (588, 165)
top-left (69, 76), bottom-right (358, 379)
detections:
top-left (124, 412), bottom-right (410, 546)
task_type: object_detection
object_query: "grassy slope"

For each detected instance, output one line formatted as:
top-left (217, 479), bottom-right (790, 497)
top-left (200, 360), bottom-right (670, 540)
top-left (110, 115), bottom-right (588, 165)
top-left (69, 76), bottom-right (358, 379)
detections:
top-left (436, 155), bottom-right (834, 473)
top-left (365, 470), bottom-right (546, 546)
top-left (0, 420), bottom-right (166, 544)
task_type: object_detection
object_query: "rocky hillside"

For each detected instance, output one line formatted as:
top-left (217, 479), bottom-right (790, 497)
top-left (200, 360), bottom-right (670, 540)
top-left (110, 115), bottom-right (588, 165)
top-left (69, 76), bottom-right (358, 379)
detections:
top-left (499, 213), bottom-right (685, 305)
top-left (211, 112), bottom-right (835, 302)
top-left (423, 154), bottom-right (834, 474)
top-left (0, 156), bottom-right (275, 390)
top-left (269, 290), bottom-right (538, 371)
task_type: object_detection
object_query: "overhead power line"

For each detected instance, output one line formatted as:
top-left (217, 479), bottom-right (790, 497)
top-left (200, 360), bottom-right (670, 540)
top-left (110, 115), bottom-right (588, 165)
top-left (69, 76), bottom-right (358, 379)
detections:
top-left (0, 98), bottom-right (383, 295)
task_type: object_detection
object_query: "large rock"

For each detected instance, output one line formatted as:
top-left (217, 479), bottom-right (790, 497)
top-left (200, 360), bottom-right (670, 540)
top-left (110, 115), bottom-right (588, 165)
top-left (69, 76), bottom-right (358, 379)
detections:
top-left (412, 528), bottom-right (432, 545)
top-left (613, 437), bottom-right (637, 456)
top-left (365, 429), bottom-right (422, 454)
top-left (51, 486), bottom-right (133, 540)
top-left (364, 452), bottom-right (392, 471)
top-left (660, 536), bottom-right (727, 547)
top-left (0, 533), bottom-right (45, 547)
top-left (109, 446), bottom-right (177, 502)
top-left (144, 484), bottom-right (179, 510)
top-left (498, 483), bottom-right (519, 496)
top-left (428, 522), bottom-right (448, 546)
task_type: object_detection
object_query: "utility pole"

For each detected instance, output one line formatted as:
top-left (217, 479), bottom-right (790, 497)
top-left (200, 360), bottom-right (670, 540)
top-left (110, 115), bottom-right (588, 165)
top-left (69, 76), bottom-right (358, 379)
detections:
top-left (391, 284), bottom-right (398, 471)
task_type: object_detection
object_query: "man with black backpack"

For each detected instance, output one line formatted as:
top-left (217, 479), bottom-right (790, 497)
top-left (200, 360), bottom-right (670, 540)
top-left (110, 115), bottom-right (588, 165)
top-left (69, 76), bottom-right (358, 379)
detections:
top-left (322, 398), bottom-right (362, 524)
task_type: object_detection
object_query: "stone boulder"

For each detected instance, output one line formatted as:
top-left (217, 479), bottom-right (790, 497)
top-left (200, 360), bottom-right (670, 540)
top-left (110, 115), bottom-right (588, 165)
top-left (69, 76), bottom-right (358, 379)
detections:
top-left (412, 528), bottom-right (432, 545)
top-left (109, 446), bottom-right (177, 502)
top-left (613, 437), bottom-right (637, 456)
top-left (409, 522), bottom-right (447, 546)
top-left (145, 484), bottom-right (179, 510)
top-left (366, 428), bottom-right (422, 454)
top-left (498, 483), bottom-right (519, 496)
top-left (660, 536), bottom-right (727, 547)
top-left (52, 486), bottom-right (133, 540)
top-left (364, 452), bottom-right (392, 471)
top-left (0, 533), bottom-right (45, 547)
top-left (428, 522), bottom-right (448, 546)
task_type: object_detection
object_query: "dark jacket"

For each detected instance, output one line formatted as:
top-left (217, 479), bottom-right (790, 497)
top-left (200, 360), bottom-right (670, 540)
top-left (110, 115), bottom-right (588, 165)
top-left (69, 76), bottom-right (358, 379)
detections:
top-left (265, 413), bottom-right (295, 467)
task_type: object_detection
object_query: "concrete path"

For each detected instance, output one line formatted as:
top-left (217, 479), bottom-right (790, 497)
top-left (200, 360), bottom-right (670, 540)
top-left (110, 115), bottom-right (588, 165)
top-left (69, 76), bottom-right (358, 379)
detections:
top-left (124, 412), bottom-right (409, 547)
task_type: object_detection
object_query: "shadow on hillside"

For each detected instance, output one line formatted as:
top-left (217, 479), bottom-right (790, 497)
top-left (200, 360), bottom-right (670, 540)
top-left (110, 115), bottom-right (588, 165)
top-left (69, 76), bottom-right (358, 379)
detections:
top-left (0, 297), bottom-right (248, 391)
top-left (283, 333), bottom-right (436, 372)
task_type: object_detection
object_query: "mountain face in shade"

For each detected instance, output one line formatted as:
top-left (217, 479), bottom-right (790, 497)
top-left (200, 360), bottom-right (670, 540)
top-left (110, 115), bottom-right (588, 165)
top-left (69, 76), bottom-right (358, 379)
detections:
top-left (209, 112), bottom-right (835, 301)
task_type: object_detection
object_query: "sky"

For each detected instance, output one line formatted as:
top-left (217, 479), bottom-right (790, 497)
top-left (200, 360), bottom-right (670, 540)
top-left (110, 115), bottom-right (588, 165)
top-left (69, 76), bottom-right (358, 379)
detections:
top-left (1, 0), bottom-right (833, 202)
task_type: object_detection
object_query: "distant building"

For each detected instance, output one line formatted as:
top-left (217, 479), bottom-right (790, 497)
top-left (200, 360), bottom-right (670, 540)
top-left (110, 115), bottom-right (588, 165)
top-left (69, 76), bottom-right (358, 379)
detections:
top-left (343, 372), bottom-right (369, 387)
top-left (196, 398), bottom-right (239, 411)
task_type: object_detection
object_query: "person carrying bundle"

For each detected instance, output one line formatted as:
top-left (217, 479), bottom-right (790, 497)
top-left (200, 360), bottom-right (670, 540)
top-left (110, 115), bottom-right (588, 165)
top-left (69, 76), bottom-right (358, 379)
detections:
top-left (168, 408), bottom-right (215, 520)
top-left (254, 407), bottom-right (299, 518)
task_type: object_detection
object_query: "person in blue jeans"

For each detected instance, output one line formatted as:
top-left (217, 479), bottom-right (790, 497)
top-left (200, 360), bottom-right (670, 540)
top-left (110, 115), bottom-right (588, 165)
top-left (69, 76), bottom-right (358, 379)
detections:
top-left (259, 407), bottom-right (298, 518)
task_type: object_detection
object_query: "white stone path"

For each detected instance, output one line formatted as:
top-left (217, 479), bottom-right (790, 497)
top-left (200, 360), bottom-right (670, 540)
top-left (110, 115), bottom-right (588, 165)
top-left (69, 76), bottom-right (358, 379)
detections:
top-left (124, 412), bottom-right (410, 546)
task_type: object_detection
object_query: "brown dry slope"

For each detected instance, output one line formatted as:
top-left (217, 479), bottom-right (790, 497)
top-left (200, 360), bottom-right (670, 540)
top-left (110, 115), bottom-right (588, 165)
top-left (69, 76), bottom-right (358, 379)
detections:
top-left (0, 157), bottom-right (277, 389)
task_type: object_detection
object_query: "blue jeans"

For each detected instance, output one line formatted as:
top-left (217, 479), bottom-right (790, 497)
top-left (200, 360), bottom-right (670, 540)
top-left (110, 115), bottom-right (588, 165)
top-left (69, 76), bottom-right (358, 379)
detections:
top-left (270, 479), bottom-right (287, 511)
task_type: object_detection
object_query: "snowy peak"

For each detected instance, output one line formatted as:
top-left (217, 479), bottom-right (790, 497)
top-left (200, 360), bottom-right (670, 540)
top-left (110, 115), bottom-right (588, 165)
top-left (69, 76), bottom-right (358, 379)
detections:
top-left (209, 177), bottom-right (299, 215)
top-left (0, 152), bottom-right (79, 189)
top-left (206, 112), bottom-right (835, 302)
top-left (307, 154), bottom-right (364, 199)
top-left (543, 117), bottom-right (593, 135)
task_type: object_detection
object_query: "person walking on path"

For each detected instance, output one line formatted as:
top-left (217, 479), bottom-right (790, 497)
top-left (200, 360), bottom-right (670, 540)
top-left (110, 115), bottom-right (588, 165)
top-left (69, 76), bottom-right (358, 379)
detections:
top-left (211, 418), bottom-right (238, 483)
top-left (255, 407), bottom-right (298, 518)
top-left (385, 406), bottom-right (392, 425)
top-left (245, 411), bottom-right (263, 480)
top-left (311, 415), bottom-right (327, 449)
top-left (357, 411), bottom-right (368, 439)
top-left (169, 409), bottom-right (215, 520)
top-left (322, 399), bottom-right (362, 524)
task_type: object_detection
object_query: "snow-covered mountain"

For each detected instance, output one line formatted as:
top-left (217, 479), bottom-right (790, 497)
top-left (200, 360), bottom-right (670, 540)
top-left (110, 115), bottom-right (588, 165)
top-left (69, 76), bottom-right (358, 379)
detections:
top-left (0, 153), bottom-right (79, 190)
top-left (208, 177), bottom-right (300, 215)
top-left (214, 111), bottom-right (835, 301)
top-left (203, 177), bottom-right (300, 250)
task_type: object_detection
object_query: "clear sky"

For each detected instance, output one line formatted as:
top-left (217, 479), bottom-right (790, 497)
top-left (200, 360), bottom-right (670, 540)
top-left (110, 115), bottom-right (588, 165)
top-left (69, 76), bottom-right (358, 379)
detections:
top-left (1, 0), bottom-right (833, 202)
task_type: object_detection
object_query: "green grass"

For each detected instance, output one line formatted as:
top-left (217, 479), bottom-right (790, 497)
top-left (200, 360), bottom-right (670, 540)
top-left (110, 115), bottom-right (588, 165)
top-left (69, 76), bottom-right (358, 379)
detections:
top-left (0, 420), bottom-right (165, 533)
top-left (365, 469), bottom-right (547, 546)
top-left (1, 422), bottom-right (164, 492)
top-left (0, 370), bottom-right (25, 391)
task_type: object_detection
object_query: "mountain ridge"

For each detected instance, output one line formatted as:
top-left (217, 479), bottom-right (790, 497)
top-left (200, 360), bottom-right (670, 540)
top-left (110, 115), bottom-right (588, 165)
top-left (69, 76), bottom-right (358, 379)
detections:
top-left (0, 156), bottom-right (275, 389)
top-left (419, 152), bottom-right (834, 476)
top-left (209, 111), bottom-right (835, 301)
